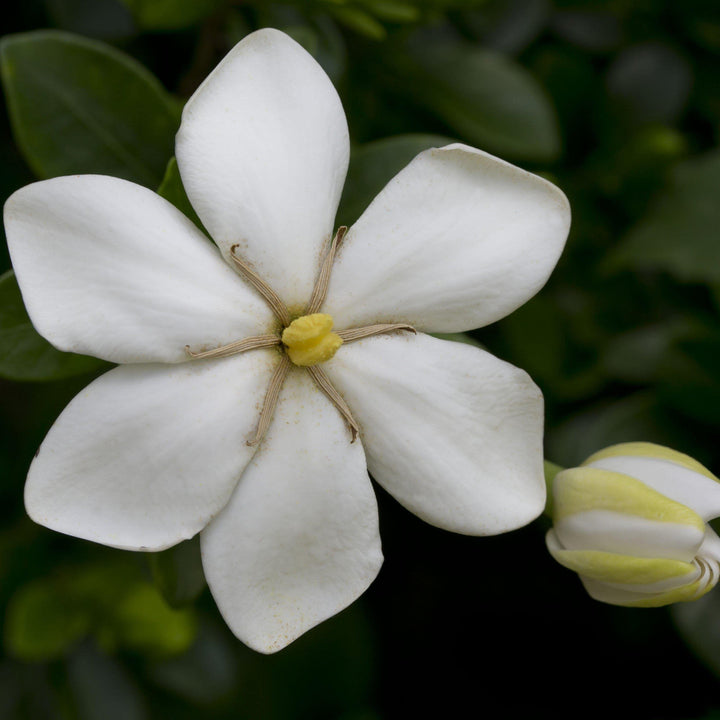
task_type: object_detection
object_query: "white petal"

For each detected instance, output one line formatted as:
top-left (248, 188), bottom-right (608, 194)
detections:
top-left (5, 176), bottom-right (273, 364)
top-left (176, 28), bottom-right (349, 307)
top-left (324, 144), bottom-right (570, 333)
top-left (201, 369), bottom-right (382, 654)
top-left (25, 351), bottom-right (276, 551)
top-left (324, 332), bottom-right (546, 534)
top-left (700, 528), bottom-right (720, 564)
top-left (586, 455), bottom-right (720, 522)
top-left (554, 510), bottom-right (705, 562)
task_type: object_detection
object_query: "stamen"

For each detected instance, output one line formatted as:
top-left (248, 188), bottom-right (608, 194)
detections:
top-left (229, 245), bottom-right (291, 326)
top-left (337, 323), bottom-right (416, 344)
top-left (306, 365), bottom-right (359, 443)
top-left (248, 355), bottom-right (291, 447)
top-left (185, 334), bottom-right (281, 360)
top-left (305, 226), bottom-right (348, 315)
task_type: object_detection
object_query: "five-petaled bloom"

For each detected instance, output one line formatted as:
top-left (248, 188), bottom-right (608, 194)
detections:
top-left (547, 443), bottom-right (720, 607)
top-left (4, 29), bottom-right (570, 652)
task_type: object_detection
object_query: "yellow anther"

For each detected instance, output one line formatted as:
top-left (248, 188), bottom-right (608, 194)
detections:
top-left (282, 314), bottom-right (343, 367)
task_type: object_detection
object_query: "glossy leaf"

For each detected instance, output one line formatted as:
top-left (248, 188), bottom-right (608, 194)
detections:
top-left (610, 150), bottom-right (720, 284)
top-left (400, 30), bottom-right (560, 161)
top-left (0, 30), bottom-right (179, 186)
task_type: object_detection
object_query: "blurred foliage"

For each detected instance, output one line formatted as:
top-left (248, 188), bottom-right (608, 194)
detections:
top-left (2, 0), bottom-right (720, 717)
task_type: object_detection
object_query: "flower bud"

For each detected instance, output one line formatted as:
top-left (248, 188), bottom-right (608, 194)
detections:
top-left (546, 442), bottom-right (720, 607)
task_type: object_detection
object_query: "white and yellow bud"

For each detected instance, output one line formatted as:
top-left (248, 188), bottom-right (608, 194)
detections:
top-left (546, 442), bottom-right (720, 607)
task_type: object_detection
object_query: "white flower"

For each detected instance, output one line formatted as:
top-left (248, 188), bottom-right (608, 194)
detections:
top-left (547, 443), bottom-right (720, 607)
top-left (4, 29), bottom-right (570, 653)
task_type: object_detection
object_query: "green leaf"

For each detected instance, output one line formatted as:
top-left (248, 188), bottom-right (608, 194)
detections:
top-left (157, 157), bottom-right (205, 231)
top-left (0, 270), bottom-right (104, 381)
top-left (6, 562), bottom-right (197, 662)
top-left (337, 134), bottom-right (455, 226)
top-left (119, 0), bottom-right (223, 30)
top-left (609, 150), bottom-right (720, 284)
top-left (1, 30), bottom-right (179, 187)
top-left (112, 583), bottom-right (197, 657)
top-left (363, 0), bottom-right (420, 23)
top-left (5, 580), bottom-right (91, 661)
top-left (461, 0), bottom-right (549, 54)
top-left (601, 318), bottom-right (704, 384)
top-left (327, 6), bottom-right (387, 40)
top-left (149, 537), bottom-right (206, 609)
top-left (400, 30), bottom-right (560, 162)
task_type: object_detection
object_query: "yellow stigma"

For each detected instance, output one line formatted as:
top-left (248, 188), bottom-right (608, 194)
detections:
top-left (281, 313), bottom-right (343, 367)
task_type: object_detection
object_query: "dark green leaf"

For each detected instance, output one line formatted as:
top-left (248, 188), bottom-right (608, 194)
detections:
top-left (149, 537), bottom-right (206, 609)
top-left (119, 0), bottom-right (223, 30)
top-left (547, 393), bottom-right (675, 468)
top-left (606, 43), bottom-right (692, 125)
top-left (45, 0), bottom-right (135, 39)
top-left (461, 0), bottom-right (550, 54)
top-left (156, 156), bottom-right (205, 231)
top-left (400, 29), bottom-right (561, 161)
top-left (337, 133), bottom-right (454, 226)
top-left (67, 643), bottom-right (148, 720)
top-left (601, 318), bottom-right (704, 384)
top-left (1, 30), bottom-right (179, 186)
top-left (147, 620), bottom-right (238, 705)
top-left (657, 335), bottom-right (720, 425)
top-left (609, 150), bottom-right (720, 284)
top-left (551, 10), bottom-right (622, 52)
top-left (0, 270), bottom-right (104, 381)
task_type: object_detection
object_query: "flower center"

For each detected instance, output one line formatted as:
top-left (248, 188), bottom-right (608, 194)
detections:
top-left (281, 313), bottom-right (342, 367)
top-left (184, 227), bottom-right (415, 447)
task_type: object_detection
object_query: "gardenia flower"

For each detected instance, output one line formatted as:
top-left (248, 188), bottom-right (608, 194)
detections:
top-left (4, 29), bottom-right (570, 652)
top-left (547, 443), bottom-right (720, 607)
